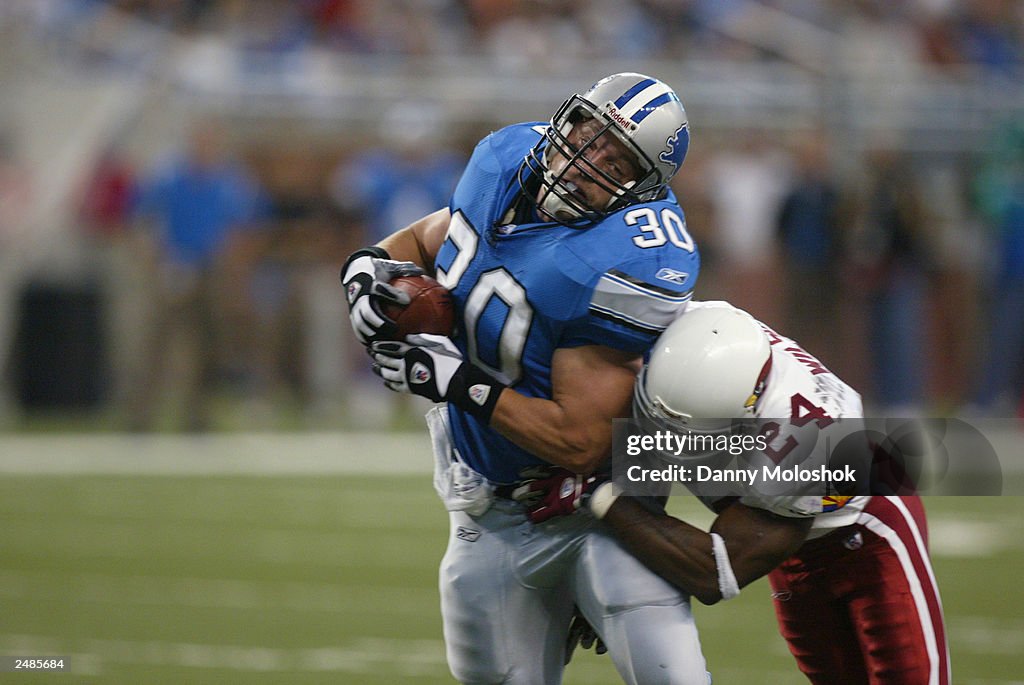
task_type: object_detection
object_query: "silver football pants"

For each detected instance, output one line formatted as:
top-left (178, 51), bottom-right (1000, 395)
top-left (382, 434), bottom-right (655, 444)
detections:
top-left (439, 498), bottom-right (709, 685)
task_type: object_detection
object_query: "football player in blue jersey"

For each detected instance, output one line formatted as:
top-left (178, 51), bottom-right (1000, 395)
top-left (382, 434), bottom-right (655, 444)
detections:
top-left (341, 73), bottom-right (707, 684)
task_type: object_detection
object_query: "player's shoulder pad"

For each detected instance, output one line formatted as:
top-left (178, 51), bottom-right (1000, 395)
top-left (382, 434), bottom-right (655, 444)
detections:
top-left (558, 200), bottom-right (699, 337)
top-left (583, 265), bottom-right (695, 338)
top-left (560, 197), bottom-right (698, 276)
top-left (468, 122), bottom-right (546, 175)
top-left (452, 123), bottom-right (545, 226)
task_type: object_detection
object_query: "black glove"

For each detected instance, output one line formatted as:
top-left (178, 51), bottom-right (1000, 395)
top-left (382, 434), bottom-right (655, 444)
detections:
top-left (511, 467), bottom-right (606, 523)
top-left (564, 608), bottom-right (607, 665)
top-left (370, 334), bottom-right (506, 423)
top-left (340, 246), bottom-right (423, 344)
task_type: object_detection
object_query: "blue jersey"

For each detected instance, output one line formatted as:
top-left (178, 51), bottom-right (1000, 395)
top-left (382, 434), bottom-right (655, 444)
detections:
top-left (434, 123), bottom-right (700, 483)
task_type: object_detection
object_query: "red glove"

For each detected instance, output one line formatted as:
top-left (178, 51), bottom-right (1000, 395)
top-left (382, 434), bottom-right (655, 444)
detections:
top-left (511, 467), bottom-right (606, 523)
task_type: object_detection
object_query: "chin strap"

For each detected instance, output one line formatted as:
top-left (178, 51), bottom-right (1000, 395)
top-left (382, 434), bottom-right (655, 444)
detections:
top-left (538, 167), bottom-right (583, 221)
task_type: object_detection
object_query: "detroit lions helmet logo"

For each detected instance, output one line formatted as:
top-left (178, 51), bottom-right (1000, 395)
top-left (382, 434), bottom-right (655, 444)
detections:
top-left (659, 123), bottom-right (689, 174)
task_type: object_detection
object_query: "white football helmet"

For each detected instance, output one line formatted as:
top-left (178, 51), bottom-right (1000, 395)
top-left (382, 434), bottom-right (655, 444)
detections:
top-left (521, 72), bottom-right (689, 225)
top-left (635, 304), bottom-right (772, 436)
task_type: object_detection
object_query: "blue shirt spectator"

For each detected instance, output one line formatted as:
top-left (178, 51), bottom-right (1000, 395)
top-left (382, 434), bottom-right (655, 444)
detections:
top-left (136, 122), bottom-right (268, 267)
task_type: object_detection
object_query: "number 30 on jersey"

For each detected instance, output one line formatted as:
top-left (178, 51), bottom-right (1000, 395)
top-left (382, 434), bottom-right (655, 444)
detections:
top-left (436, 212), bottom-right (532, 385)
top-left (626, 207), bottom-right (695, 252)
top-left (435, 208), bottom-right (693, 385)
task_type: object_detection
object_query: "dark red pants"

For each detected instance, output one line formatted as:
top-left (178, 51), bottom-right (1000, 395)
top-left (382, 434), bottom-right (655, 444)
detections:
top-left (767, 496), bottom-right (950, 685)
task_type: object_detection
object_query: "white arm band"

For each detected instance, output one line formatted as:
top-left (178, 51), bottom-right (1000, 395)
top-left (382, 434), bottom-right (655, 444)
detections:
top-left (710, 532), bottom-right (740, 601)
top-left (588, 482), bottom-right (619, 519)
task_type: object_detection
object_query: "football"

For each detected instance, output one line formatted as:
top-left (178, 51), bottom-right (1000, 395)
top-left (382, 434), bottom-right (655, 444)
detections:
top-left (381, 274), bottom-right (456, 339)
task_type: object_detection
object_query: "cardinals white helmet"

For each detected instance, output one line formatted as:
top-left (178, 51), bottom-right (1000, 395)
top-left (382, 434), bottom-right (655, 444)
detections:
top-left (635, 303), bottom-right (772, 436)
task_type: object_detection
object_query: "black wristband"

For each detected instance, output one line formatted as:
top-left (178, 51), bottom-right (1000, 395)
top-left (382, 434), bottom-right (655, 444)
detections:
top-left (340, 245), bottom-right (391, 285)
top-left (448, 363), bottom-right (507, 424)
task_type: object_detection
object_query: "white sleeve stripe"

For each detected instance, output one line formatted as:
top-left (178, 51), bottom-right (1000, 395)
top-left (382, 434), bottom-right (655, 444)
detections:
top-left (591, 278), bottom-right (690, 333)
top-left (589, 292), bottom-right (688, 329)
top-left (598, 272), bottom-right (692, 303)
top-left (589, 305), bottom-right (666, 334)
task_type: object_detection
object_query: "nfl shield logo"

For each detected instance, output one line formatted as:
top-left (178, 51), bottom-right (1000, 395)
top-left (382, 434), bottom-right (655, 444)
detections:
top-left (842, 531), bottom-right (864, 551)
top-left (559, 477), bottom-right (576, 499)
top-left (469, 384), bottom-right (491, 406)
top-left (410, 362), bottom-right (431, 384)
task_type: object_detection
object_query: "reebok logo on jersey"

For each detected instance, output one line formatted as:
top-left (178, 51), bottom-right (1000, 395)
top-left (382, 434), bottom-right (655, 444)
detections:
top-left (468, 384), bottom-right (491, 406)
top-left (410, 362), bottom-right (432, 384)
top-left (655, 268), bottom-right (689, 286)
top-left (456, 526), bottom-right (481, 542)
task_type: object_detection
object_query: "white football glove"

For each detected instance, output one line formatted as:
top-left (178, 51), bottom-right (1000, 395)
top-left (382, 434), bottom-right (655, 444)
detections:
top-left (371, 334), bottom-right (463, 400)
top-left (340, 247), bottom-right (423, 344)
top-left (370, 334), bottom-right (506, 422)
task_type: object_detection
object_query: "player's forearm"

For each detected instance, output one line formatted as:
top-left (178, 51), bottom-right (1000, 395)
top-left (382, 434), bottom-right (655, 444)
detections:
top-left (602, 498), bottom-right (812, 605)
top-left (602, 498), bottom-right (724, 604)
top-left (489, 390), bottom-right (611, 474)
top-left (486, 344), bottom-right (639, 474)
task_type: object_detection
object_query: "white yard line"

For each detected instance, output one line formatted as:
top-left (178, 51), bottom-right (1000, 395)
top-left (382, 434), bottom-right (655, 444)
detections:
top-left (0, 633), bottom-right (448, 676)
top-left (0, 432), bottom-right (433, 475)
top-left (927, 518), bottom-right (1017, 557)
top-left (949, 616), bottom-right (1024, 656)
top-left (0, 569), bottom-right (435, 615)
top-left (3, 627), bottom-right (1022, 682)
top-left (1, 423), bottom-right (1021, 477)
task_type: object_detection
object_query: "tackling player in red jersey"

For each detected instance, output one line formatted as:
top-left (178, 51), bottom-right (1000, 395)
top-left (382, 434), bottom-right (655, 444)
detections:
top-left (517, 301), bottom-right (950, 684)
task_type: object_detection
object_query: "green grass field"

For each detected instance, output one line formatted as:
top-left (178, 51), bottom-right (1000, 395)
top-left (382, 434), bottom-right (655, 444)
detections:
top-left (1, 435), bottom-right (1023, 684)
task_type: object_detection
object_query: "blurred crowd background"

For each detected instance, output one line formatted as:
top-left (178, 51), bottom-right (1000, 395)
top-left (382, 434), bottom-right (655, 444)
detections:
top-left (1, 0), bottom-right (1023, 432)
